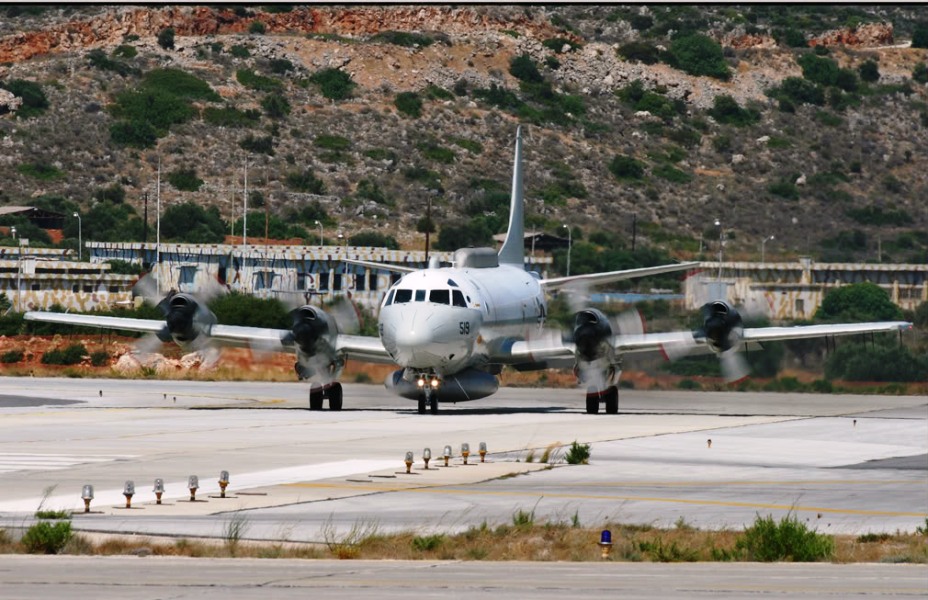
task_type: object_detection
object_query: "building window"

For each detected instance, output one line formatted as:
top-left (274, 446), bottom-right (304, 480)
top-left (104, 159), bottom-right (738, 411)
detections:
top-left (255, 271), bottom-right (275, 290)
top-left (296, 272), bottom-right (308, 291)
top-left (795, 298), bottom-right (804, 315)
top-left (355, 272), bottom-right (366, 291)
top-left (318, 272), bottom-right (329, 291)
top-left (31, 283), bottom-right (41, 291)
top-left (217, 266), bottom-right (227, 285)
top-left (369, 273), bottom-right (379, 291)
top-left (83, 285), bottom-right (93, 293)
top-left (333, 273), bottom-right (342, 291)
top-left (72, 284), bottom-right (79, 293)
top-left (109, 285), bottom-right (119, 293)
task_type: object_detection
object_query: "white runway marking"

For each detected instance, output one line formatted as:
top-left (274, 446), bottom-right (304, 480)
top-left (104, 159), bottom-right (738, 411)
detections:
top-left (0, 453), bottom-right (126, 474)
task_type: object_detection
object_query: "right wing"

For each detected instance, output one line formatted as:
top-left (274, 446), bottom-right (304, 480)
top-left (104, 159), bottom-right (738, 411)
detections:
top-left (24, 312), bottom-right (167, 335)
top-left (539, 262), bottom-right (700, 292)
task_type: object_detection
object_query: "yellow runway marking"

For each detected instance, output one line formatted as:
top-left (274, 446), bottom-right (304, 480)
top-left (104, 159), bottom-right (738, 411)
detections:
top-left (282, 482), bottom-right (928, 517)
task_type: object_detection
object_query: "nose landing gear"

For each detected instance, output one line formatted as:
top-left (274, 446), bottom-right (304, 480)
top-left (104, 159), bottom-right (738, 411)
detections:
top-left (416, 375), bottom-right (441, 414)
top-left (309, 382), bottom-right (343, 411)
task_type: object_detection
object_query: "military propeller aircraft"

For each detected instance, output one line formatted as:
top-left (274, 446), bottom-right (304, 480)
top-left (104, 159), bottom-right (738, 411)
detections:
top-left (25, 128), bottom-right (911, 414)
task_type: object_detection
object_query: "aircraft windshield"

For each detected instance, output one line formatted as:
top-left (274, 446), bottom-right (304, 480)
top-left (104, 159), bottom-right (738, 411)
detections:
top-left (386, 288), bottom-right (468, 307)
top-left (393, 289), bottom-right (413, 304)
top-left (429, 290), bottom-right (450, 304)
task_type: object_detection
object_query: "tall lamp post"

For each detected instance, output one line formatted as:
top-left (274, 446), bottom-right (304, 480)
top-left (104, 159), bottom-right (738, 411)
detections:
top-left (72, 212), bottom-right (82, 261)
top-left (761, 235), bottom-right (775, 264)
top-left (714, 218), bottom-right (723, 280)
top-left (562, 223), bottom-right (572, 277)
top-left (314, 220), bottom-right (324, 246)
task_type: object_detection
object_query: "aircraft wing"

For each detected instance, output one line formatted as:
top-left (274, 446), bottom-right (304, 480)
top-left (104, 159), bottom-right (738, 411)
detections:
top-left (336, 334), bottom-right (396, 364)
top-left (741, 321), bottom-right (912, 343)
top-left (23, 311), bottom-right (166, 334)
top-left (341, 258), bottom-right (417, 274)
top-left (539, 262), bottom-right (700, 291)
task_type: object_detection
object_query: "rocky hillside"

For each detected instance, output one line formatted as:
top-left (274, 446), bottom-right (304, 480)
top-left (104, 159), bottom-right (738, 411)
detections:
top-left (0, 4), bottom-right (926, 266)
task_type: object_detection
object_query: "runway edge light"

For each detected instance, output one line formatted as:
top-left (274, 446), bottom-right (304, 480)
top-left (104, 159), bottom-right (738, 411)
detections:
top-left (479, 442), bottom-right (487, 462)
top-left (153, 478), bottom-right (164, 504)
top-left (219, 470), bottom-right (230, 498)
top-left (81, 484), bottom-right (94, 513)
top-left (123, 480), bottom-right (135, 509)
top-left (442, 445), bottom-right (452, 467)
top-left (188, 475), bottom-right (199, 502)
top-left (461, 442), bottom-right (470, 465)
top-left (599, 529), bottom-right (613, 559)
top-left (423, 447), bottom-right (431, 470)
top-left (405, 451), bottom-right (414, 474)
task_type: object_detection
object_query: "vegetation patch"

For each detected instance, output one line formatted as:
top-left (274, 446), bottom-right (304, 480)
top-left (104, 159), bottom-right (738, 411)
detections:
top-left (0, 79), bottom-right (50, 118)
top-left (236, 69), bottom-right (283, 93)
top-left (736, 513), bottom-right (834, 562)
top-left (394, 91), bottom-right (423, 118)
top-left (167, 167), bottom-right (203, 192)
top-left (41, 343), bottom-right (87, 366)
top-left (309, 68), bottom-right (355, 100)
top-left (369, 30), bottom-right (436, 48)
top-left (203, 106), bottom-right (260, 128)
top-left (17, 162), bottom-right (64, 181)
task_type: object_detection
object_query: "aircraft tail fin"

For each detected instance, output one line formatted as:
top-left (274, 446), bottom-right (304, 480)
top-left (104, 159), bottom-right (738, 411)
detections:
top-left (497, 126), bottom-right (525, 266)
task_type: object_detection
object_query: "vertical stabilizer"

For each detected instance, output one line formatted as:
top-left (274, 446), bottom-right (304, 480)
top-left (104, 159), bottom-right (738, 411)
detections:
top-left (497, 126), bottom-right (525, 266)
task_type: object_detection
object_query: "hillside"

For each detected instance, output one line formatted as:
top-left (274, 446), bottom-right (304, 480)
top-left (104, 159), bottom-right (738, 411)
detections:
top-left (0, 4), bottom-right (926, 270)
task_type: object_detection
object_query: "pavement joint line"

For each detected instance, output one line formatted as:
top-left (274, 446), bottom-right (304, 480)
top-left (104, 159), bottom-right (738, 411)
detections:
top-left (570, 479), bottom-right (923, 487)
top-left (280, 482), bottom-right (928, 517)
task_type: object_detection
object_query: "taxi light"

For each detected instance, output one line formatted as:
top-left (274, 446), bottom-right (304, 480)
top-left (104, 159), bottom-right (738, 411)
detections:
top-left (153, 478), bottom-right (165, 505)
top-left (599, 529), bottom-right (614, 559)
top-left (442, 445), bottom-right (452, 467)
top-left (123, 480), bottom-right (135, 509)
top-left (188, 475), bottom-right (199, 502)
top-left (81, 484), bottom-right (94, 513)
top-left (417, 378), bottom-right (426, 388)
top-left (479, 442), bottom-right (488, 463)
top-left (430, 378), bottom-right (439, 388)
top-left (219, 470), bottom-right (230, 498)
top-left (461, 442), bottom-right (470, 465)
top-left (404, 451), bottom-right (414, 474)
top-left (423, 447), bottom-right (431, 469)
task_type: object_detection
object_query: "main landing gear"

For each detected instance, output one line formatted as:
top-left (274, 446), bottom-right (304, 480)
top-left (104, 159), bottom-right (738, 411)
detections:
top-left (585, 385), bottom-right (619, 415)
top-left (309, 382), bottom-right (343, 411)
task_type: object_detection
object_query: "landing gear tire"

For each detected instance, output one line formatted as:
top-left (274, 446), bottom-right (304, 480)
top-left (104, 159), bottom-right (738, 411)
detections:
top-left (417, 395), bottom-right (427, 415)
top-left (585, 395), bottom-right (600, 415)
top-left (309, 387), bottom-right (324, 411)
top-left (429, 395), bottom-right (439, 415)
top-left (604, 386), bottom-right (619, 414)
top-left (327, 382), bottom-right (343, 411)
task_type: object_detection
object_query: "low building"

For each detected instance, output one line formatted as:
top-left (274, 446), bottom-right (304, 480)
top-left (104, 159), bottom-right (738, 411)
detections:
top-left (687, 258), bottom-right (927, 320)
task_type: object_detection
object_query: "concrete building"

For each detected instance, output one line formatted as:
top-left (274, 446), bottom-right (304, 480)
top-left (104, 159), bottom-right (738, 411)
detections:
top-left (687, 258), bottom-right (927, 320)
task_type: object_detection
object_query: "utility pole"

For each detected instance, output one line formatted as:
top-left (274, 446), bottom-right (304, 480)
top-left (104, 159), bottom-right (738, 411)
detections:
top-left (424, 196), bottom-right (432, 263)
top-left (142, 191), bottom-right (148, 243)
top-left (156, 157), bottom-right (161, 296)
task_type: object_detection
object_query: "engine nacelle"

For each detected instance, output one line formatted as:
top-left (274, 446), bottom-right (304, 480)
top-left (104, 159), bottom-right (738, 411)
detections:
top-left (571, 308), bottom-right (613, 363)
top-left (699, 300), bottom-right (743, 353)
top-left (288, 305), bottom-right (335, 356)
top-left (158, 292), bottom-right (216, 348)
top-left (385, 368), bottom-right (499, 402)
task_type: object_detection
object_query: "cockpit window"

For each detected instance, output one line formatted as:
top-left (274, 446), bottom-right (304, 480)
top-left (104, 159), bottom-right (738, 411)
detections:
top-left (384, 289), bottom-right (396, 306)
top-left (430, 289), bottom-right (450, 304)
top-left (394, 289), bottom-right (412, 304)
top-left (415, 289), bottom-right (426, 302)
top-left (452, 290), bottom-right (466, 307)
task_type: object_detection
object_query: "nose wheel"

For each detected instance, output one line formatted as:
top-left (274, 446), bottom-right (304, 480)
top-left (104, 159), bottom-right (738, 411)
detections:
top-left (417, 387), bottom-right (439, 414)
top-left (309, 382), bottom-right (343, 411)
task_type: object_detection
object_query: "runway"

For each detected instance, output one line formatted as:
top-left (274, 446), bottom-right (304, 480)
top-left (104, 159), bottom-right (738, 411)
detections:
top-left (0, 376), bottom-right (924, 541)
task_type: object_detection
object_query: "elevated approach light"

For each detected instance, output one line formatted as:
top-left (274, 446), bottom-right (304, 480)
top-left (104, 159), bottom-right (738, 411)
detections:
top-left (219, 470), bottom-right (230, 498)
top-left (153, 478), bottom-right (165, 504)
top-left (479, 442), bottom-right (487, 463)
top-left (404, 451), bottom-right (414, 474)
top-left (442, 445), bottom-right (452, 467)
top-left (123, 480), bottom-right (135, 509)
top-left (81, 484), bottom-right (94, 513)
top-left (461, 442), bottom-right (470, 465)
top-left (188, 475), bottom-right (199, 502)
top-left (599, 529), bottom-right (613, 559)
top-left (422, 447), bottom-right (431, 470)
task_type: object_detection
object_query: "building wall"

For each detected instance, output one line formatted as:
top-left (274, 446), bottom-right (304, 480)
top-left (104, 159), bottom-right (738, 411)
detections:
top-left (686, 259), bottom-right (927, 320)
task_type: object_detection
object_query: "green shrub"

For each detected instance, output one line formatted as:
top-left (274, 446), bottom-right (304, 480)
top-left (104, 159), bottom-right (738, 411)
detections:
top-left (677, 378), bottom-right (701, 390)
top-left (565, 441), bottom-right (591, 465)
top-left (825, 342), bottom-right (927, 382)
top-left (309, 68), bottom-right (355, 100)
top-left (769, 77), bottom-right (826, 107)
top-left (768, 180), bottom-right (800, 200)
top-left (411, 534), bottom-right (444, 552)
top-left (774, 28), bottom-right (807, 48)
top-left (261, 94), bottom-right (291, 119)
top-left (708, 95), bottom-right (760, 126)
top-left (41, 343), bottom-right (87, 366)
top-left (617, 41), bottom-right (661, 64)
top-left (203, 106), bottom-right (260, 127)
top-left (21, 520), bottom-right (72, 554)
top-left (285, 169), bottom-right (326, 194)
top-left (315, 135), bottom-right (350, 150)
top-left (112, 44), bottom-right (137, 58)
top-left (0, 79), bottom-right (49, 118)
top-left (268, 58), bottom-right (293, 74)
top-left (17, 162), bottom-right (64, 181)
top-left (509, 54), bottom-right (543, 83)
top-left (161, 202), bottom-right (227, 243)
top-left (667, 34), bottom-right (730, 80)
top-left (913, 63), bottom-right (928, 84)
top-left (845, 206), bottom-right (912, 226)
top-left (858, 60), bottom-right (880, 83)
top-left (418, 142), bottom-right (455, 164)
top-left (608, 155), bottom-right (645, 180)
top-left (236, 69), bottom-right (282, 92)
top-left (541, 37), bottom-right (581, 53)
top-left (248, 20), bottom-right (266, 34)
top-left (451, 137), bottom-right (483, 154)
top-left (167, 167), bottom-right (203, 192)
top-left (141, 70), bottom-right (222, 102)
top-left (395, 91), bottom-right (423, 117)
top-left (816, 282), bottom-right (904, 322)
top-left (239, 134), bottom-right (275, 156)
top-left (87, 48), bottom-right (139, 77)
top-left (911, 23), bottom-right (928, 49)
top-left (109, 119), bottom-right (158, 148)
top-left (230, 44), bottom-right (250, 58)
top-left (424, 85), bottom-right (453, 100)
top-left (109, 87), bottom-right (196, 132)
top-left (1, 349), bottom-right (24, 363)
top-left (370, 30), bottom-right (435, 47)
top-left (349, 231), bottom-right (399, 249)
top-left (736, 513), bottom-right (834, 562)
top-left (157, 27), bottom-right (174, 50)
top-left (653, 164), bottom-right (692, 183)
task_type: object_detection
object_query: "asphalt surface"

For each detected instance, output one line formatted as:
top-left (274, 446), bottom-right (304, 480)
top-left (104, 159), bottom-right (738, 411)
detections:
top-left (0, 376), bottom-right (925, 598)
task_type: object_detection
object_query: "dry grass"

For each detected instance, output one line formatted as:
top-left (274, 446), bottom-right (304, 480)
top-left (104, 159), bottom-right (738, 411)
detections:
top-left (2, 521), bottom-right (925, 563)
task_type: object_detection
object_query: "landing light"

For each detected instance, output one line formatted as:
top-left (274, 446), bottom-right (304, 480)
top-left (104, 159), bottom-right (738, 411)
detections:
top-left (430, 378), bottom-right (439, 388)
top-left (81, 484), bottom-right (94, 513)
top-left (153, 478), bottom-right (164, 504)
top-left (417, 378), bottom-right (426, 388)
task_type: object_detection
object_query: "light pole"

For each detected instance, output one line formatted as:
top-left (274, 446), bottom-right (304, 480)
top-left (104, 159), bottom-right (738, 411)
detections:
top-left (72, 212), bottom-right (82, 261)
top-left (761, 235), bottom-right (775, 264)
top-left (10, 226), bottom-right (15, 240)
top-left (714, 218), bottom-right (723, 281)
top-left (562, 224), bottom-right (572, 277)
top-left (315, 220), bottom-right (324, 246)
